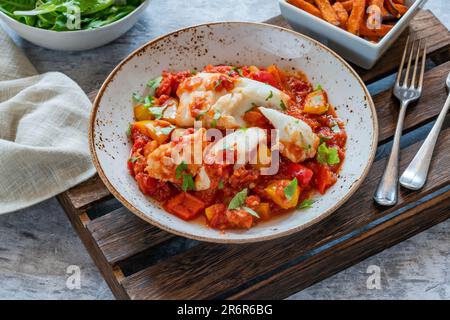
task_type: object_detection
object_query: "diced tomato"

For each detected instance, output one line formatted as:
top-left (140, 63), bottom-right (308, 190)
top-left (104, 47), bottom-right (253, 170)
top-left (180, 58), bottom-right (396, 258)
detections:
top-left (135, 173), bottom-right (174, 202)
top-left (205, 203), bottom-right (226, 222)
top-left (287, 77), bottom-right (312, 101)
top-left (156, 70), bottom-right (191, 97)
top-left (132, 156), bottom-right (147, 175)
top-left (225, 209), bottom-right (254, 229)
top-left (250, 70), bottom-right (279, 88)
top-left (314, 164), bottom-right (337, 194)
top-left (164, 192), bottom-right (206, 221)
top-left (135, 173), bottom-right (158, 194)
top-left (286, 163), bottom-right (313, 187)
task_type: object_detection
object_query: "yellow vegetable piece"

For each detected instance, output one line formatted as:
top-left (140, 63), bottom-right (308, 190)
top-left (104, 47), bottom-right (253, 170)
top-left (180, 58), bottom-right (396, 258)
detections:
top-left (134, 104), bottom-right (153, 121)
top-left (132, 120), bottom-right (173, 144)
top-left (265, 180), bottom-right (300, 209)
top-left (303, 90), bottom-right (329, 115)
top-left (255, 202), bottom-right (270, 220)
top-left (205, 204), bottom-right (225, 222)
top-left (254, 144), bottom-right (272, 168)
top-left (248, 65), bottom-right (260, 73)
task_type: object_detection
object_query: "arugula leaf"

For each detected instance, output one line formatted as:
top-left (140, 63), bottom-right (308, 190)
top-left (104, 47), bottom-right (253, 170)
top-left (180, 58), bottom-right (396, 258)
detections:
top-left (265, 90), bottom-right (273, 101)
top-left (284, 178), bottom-right (298, 201)
top-left (175, 161), bottom-right (188, 179)
top-left (298, 199), bottom-right (315, 209)
top-left (243, 206), bottom-right (260, 218)
top-left (317, 143), bottom-right (340, 165)
top-left (228, 188), bottom-right (248, 210)
top-left (181, 173), bottom-right (195, 192)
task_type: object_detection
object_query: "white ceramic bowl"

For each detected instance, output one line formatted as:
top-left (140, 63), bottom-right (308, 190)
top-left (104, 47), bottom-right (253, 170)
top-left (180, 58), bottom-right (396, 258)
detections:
top-left (0, 0), bottom-right (150, 51)
top-left (90, 22), bottom-right (378, 243)
top-left (279, 0), bottom-right (427, 69)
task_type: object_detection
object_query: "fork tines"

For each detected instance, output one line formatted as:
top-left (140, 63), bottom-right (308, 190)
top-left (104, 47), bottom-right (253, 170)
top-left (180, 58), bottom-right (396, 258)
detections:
top-left (396, 36), bottom-right (428, 92)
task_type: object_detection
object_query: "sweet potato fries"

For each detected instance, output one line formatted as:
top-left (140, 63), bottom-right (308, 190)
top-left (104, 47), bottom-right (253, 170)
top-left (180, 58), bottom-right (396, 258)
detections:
top-left (287, 0), bottom-right (410, 42)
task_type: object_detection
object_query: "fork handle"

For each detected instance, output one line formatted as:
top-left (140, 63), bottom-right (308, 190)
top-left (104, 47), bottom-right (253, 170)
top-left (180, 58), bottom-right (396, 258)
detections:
top-left (374, 101), bottom-right (409, 206)
top-left (399, 93), bottom-right (450, 190)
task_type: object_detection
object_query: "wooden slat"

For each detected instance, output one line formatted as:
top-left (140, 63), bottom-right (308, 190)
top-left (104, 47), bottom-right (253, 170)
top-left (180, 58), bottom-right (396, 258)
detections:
top-left (231, 190), bottom-right (450, 299)
top-left (268, 10), bottom-right (450, 82)
top-left (375, 61), bottom-right (450, 141)
top-left (57, 193), bottom-right (129, 299)
top-left (65, 175), bottom-right (111, 210)
top-left (121, 124), bottom-right (450, 299)
top-left (87, 207), bottom-right (173, 264)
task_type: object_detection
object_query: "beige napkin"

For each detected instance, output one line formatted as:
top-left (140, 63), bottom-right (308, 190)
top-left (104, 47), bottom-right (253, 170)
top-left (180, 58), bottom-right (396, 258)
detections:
top-left (0, 27), bottom-right (96, 214)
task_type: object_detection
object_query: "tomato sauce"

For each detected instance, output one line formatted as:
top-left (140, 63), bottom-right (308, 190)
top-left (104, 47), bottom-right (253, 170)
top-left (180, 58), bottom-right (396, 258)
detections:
top-left (128, 65), bottom-right (347, 230)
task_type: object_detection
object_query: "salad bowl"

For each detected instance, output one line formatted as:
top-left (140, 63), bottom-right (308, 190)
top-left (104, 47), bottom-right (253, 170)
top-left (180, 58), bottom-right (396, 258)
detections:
top-left (0, 0), bottom-right (150, 51)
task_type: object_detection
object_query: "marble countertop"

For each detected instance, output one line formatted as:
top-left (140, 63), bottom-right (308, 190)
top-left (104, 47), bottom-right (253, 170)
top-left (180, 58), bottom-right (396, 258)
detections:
top-left (0, 0), bottom-right (448, 300)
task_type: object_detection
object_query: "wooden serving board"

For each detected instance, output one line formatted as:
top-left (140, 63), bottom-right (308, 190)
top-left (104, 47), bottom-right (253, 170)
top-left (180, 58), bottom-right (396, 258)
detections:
top-left (57, 10), bottom-right (450, 299)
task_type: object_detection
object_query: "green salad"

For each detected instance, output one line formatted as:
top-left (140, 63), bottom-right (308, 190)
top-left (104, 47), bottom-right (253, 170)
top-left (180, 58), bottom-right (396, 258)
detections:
top-left (0, 0), bottom-right (145, 31)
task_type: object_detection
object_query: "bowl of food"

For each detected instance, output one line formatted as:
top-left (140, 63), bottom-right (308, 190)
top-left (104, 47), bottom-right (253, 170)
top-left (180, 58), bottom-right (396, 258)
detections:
top-left (90, 22), bottom-right (378, 243)
top-left (0, 0), bottom-right (150, 51)
top-left (280, 0), bottom-right (428, 69)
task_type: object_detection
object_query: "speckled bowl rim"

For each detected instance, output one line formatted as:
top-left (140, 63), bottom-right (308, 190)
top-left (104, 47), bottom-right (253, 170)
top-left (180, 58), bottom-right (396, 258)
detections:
top-left (89, 21), bottom-right (379, 244)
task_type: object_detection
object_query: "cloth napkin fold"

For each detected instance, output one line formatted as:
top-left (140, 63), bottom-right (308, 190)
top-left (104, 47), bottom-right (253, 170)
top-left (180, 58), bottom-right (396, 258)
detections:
top-left (0, 27), bottom-right (96, 214)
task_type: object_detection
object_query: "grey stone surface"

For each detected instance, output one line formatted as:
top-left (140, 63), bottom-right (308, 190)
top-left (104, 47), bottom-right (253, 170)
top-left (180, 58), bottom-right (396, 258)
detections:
top-left (0, 0), bottom-right (448, 300)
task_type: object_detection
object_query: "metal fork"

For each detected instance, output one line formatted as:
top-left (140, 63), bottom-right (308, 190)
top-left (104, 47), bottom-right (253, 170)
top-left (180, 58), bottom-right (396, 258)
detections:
top-left (374, 37), bottom-right (427, 206)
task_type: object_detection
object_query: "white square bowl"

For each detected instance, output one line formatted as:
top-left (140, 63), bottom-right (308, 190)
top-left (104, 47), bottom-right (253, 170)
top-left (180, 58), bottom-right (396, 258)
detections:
top-left (279, 0), bottom-right (428, 69)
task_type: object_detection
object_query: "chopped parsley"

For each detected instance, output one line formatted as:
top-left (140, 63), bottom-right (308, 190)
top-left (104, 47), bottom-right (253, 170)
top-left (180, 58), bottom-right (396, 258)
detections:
top-left (317, 142), bottom-right (340, 165)
top-left (210, 111), bottom-right (221, 127)
top-left (214, 78), bottom-right (223, 90)
top-left (298, 199), bottom-right (315, 209)
top-left (143, 96), bottom-right (154, 108)
top-left (130, 156), bottom-right (139, 163)
top-left (126, 124), bottom-right (132, 137)
top-left (243, 206), bottom-right (260, 218)
top-left (132, 92), bottom-right (142, 103)
top-left (315, 84), bottom-right (323, 91)
top-left (181, 173), bottom-right (195, 192)
top-left (227, 188), bottom-right (260, 218)
top-left (227, 67), bottom-right (237, 76)
top-left (284, 178), bottom-right (298, 201)
top-left (158, 125), bottom-right (175, 135)
top-left (331, 125), bottom-right (341, 133)
top-left (218, 180), bottom-right (224, 189)
top-left (147, 76), bottom-right (162, 95)
top-left (237, 68), bottom-right (244, 77)
top-left (228, 188), bottom-right (248, 210)
top-left (175, 161), bottom-right (189, 179)
top-left (280, 100), bottom-right (287, 111)
top-left (265, 90), bottom-right (273, 101)
top-left (148, 106), bottom-right (166, 120)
